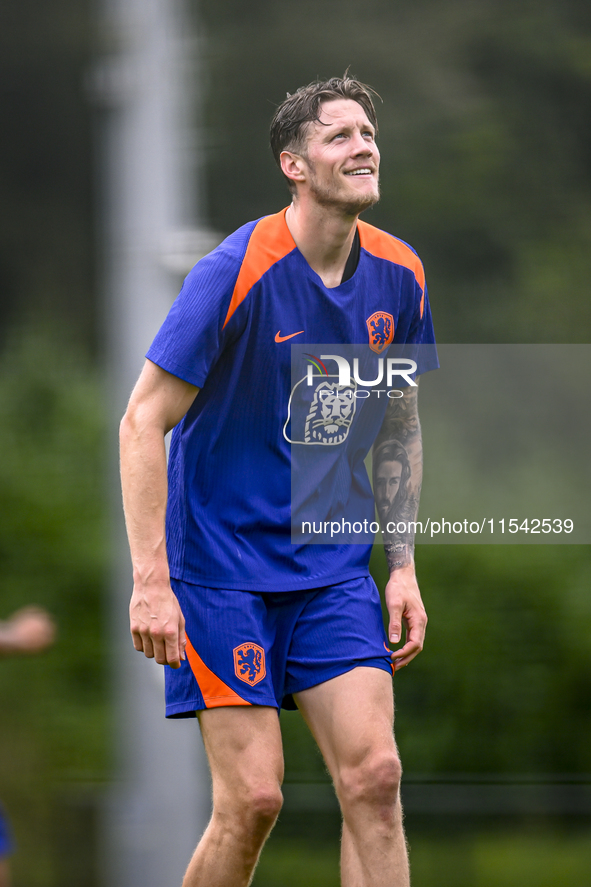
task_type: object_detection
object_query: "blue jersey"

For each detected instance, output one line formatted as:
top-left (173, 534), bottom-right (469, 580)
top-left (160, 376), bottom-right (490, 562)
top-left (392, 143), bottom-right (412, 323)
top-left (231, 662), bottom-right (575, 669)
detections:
top-left (147, 208), bottom-right (437, 591)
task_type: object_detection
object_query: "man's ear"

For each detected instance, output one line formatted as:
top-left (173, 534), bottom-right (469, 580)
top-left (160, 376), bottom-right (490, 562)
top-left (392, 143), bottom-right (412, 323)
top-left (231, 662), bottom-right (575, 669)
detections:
top-left (280, 150), bottom-right (307, 187)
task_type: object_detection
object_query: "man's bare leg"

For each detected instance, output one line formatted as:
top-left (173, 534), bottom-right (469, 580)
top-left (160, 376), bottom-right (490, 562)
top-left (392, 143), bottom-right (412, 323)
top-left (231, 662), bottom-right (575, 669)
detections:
top-left (295, 667), bottom-right (409, 887)
top-left (182, 706), bottom-right (284, 887)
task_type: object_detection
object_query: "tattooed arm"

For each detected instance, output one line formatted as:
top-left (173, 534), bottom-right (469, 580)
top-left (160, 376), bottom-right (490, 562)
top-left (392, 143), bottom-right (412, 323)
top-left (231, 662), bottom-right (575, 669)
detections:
top-left (372, 382), bottom-right (427, 669)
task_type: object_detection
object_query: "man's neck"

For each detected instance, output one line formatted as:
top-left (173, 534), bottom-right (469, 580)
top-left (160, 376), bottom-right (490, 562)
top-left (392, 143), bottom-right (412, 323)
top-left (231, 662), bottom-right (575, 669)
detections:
top-left (285, 201), bottom-right (358, 289)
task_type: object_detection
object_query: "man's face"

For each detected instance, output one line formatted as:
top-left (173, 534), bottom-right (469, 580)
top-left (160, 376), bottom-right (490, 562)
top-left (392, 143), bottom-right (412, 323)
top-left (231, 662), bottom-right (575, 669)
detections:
top-left (300, 98), bottom-right (380, 215)
top-left (375, 460), bottom-right (403, 522)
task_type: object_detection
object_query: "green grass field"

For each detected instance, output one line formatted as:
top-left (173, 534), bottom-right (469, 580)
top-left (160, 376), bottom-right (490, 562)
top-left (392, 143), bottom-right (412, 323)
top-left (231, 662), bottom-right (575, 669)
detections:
top-left (252, 827), bottom-right (591, 887)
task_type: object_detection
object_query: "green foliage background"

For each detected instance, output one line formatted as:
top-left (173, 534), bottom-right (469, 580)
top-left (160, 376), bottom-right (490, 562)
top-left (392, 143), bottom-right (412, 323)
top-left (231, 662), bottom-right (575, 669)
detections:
top-left (0, 330), bottom-right (107, 885)
top-left (1, 0), bottom-right (591, 884)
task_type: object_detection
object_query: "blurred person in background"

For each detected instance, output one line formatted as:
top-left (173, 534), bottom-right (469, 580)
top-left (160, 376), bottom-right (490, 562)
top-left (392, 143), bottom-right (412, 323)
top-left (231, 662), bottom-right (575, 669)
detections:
top-left (120, 74), bottom-right (437, 887)
top-left (0, 607), bottom-right (56, 887)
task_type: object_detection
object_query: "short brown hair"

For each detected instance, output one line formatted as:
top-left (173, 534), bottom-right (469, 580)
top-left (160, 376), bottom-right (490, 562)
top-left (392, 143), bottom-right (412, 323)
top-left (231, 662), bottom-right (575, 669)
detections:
top-left (269, 75), bottom-right (380, 190)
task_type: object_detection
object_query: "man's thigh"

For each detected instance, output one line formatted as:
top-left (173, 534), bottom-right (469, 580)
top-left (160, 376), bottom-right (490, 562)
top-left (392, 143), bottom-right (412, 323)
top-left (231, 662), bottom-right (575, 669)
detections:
top-left (198, 705), bottom-right (284, 804)
top-left (283, 576), bottom-right (393, 705)
top-left (294, 666), bottom-right (397, 779)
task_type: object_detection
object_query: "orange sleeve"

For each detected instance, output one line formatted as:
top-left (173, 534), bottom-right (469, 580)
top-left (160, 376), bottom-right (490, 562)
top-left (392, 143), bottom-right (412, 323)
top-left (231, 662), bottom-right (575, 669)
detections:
top-left (223, 209), bottom-right (296, 328)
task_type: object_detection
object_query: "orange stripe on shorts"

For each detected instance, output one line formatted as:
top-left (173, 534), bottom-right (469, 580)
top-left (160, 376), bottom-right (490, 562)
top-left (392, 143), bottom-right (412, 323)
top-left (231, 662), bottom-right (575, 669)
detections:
top-left (185, 636), bottom-right (251, 708)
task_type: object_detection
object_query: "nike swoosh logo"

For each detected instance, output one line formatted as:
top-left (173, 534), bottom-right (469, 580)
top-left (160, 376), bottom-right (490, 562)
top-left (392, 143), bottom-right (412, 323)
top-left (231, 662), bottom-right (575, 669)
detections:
top-left (275, 330), bottom-right (304, 343)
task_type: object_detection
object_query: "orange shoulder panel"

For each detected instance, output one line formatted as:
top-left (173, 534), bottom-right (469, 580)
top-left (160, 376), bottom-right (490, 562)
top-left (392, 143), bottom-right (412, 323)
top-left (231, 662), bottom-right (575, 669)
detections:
top-left (223, 209), bottom-right (296, 328)
top-left (185, 636), bottom-right (251, 709)
top-left (358, 221), bottom-right (426, 318)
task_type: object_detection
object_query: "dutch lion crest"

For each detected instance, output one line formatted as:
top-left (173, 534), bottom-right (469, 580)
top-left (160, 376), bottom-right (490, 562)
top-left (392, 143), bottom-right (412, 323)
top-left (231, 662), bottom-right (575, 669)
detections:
top-left (233, 643), bottom-right (266, 686)
top-left (366, 311), bottom-right (394, 354)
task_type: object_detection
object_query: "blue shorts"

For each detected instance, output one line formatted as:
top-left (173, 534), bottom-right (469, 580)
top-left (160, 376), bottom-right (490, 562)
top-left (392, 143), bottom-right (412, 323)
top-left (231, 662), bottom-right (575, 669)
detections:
top-left (165, 575), bottom-right (393, 716)
top-left (0, 804), bottom-right (13, 857)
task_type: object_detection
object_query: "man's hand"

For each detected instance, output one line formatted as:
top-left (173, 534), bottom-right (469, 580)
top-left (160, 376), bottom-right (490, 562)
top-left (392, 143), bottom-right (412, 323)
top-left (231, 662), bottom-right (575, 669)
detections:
top-left (384, 565), bottom-right (427, 670)
top-left (0, 606), bottom-right (56, 656)
top-left (129, 582), bottom-right (186, 669)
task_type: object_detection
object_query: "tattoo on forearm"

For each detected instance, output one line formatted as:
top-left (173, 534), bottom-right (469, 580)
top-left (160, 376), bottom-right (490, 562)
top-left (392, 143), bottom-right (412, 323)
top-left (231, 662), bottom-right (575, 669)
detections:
top-left (372, 385), bottom-right (422, 571)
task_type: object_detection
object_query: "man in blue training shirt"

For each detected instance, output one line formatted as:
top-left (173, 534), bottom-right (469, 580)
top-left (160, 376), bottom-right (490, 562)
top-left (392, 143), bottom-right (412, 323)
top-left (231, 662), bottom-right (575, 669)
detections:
top-left (120, 75), bottom-right (436, 887)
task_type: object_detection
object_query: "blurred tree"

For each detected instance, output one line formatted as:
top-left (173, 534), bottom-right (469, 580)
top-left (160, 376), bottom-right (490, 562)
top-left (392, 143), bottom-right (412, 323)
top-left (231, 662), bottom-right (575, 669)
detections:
top-left (371, 544), bottom-right (591, 775)
top-left (0, 327), bottom-right (107, 886)
top-left (0, 0), bottom-right (94, 349)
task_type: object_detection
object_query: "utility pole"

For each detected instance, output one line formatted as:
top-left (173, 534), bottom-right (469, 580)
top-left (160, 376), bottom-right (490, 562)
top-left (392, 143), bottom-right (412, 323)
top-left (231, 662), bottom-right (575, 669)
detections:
top-left (93, 0), bottom-right (219, 883)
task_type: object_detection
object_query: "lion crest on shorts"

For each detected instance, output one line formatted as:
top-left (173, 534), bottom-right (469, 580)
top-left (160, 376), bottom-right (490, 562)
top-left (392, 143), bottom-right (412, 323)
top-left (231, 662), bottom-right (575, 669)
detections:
top-left (233, 642), bottom-right (266, 686)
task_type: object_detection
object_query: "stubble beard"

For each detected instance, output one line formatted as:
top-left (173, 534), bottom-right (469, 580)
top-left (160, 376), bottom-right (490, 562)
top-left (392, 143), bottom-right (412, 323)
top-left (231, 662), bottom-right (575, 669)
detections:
top-left (308, 167), bottom-right (380, 217)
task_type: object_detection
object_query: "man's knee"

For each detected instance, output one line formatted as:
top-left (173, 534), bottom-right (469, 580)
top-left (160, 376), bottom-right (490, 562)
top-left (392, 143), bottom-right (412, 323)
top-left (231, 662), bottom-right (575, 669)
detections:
top-left (218, 779), bottom-right (283, 838)
top-left (337, 749), bottom-right (402, 816)
top-left (245, 783), bottom-right (284, 827)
